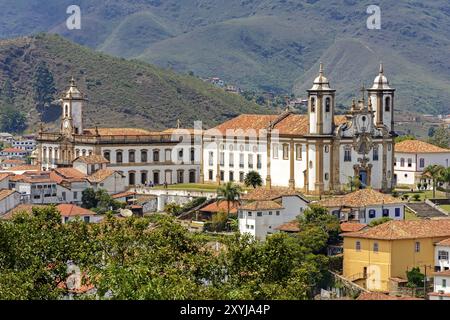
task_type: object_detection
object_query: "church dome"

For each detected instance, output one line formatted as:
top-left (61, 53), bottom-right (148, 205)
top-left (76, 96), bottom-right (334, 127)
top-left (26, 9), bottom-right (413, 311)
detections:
top-left (64, 77), bottom-right (83, 99)
top-left (370, 63), bottom-right (392, 90)
top-left (310, 63), bottom-right (331, 90)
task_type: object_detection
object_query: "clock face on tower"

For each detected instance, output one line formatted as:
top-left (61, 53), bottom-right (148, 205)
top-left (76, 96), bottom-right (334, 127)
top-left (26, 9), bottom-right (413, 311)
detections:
top-left (64, 120), bottom-right (70, 129)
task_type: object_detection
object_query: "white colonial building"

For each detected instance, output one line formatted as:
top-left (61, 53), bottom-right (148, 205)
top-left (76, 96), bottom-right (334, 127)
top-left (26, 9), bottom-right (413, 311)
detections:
top-left (202, 64), bottom-right (396, 195)
top-left (315, 188), bottom-right (405, 224)
top-left (238, 188), bottom-right (310, 241)
top-left (36, 78), bottom-right (201, 187)
top-left (430, 238), bottom-right (450, 300)
top-left (394, 139), bottom-right (450, 188)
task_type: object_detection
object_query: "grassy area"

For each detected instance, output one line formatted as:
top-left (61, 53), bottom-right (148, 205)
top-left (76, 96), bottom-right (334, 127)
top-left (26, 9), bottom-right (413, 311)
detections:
top-left (395, 189), bottom-right (447, 201)
top-left (405, 208), bottom-right (420, 221)
top-left (439, 205), bottom-right (450, 214)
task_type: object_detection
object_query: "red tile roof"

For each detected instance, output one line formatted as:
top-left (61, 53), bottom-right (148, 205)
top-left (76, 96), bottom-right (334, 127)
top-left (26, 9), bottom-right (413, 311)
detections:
top-left (87, 169), bottom-right (117, 183)
top-left (340, 222), bottom-right (367, 233)
top-left (112, 191), bottom-right (136, 199)
top-left (274, 220), bottom-right (300, 232)
top-left (357, 292), bottom-right (423, 300)
top-left (433, 270), bottom-right (450, 276)
top-left (436, 238), bottom-right (450, 246)
top-left (56, 204), bottom-right (95, 217)
top-left (395, 140), bottom-right (450, 153)
top-left (0, 147), bottom-right (26, 153)
top-left (317, 189), bottom-right (401, 208)
top-left (51, 168), bottom-right (86, 183)
top-left (344, 220), bottom-right (450, 240)
top-left (242, 187), bottom-right (306, 201)
top-left (0, 189), bottom-right (17, 201)
top-left (73, 155), bottom-right (109, 164)
top-left (239, 200), bottom-right (283, 210)
top-left (200, 200), bottom-right (239, 214)
top-left (0, 173), bottom-right (10, 182)
top-left (208, 113), bottom-right (348, 137)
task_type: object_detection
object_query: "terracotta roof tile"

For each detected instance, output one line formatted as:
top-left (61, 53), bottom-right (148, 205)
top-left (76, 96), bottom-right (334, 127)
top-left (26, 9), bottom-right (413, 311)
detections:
top-left (51, 168), bottom-right (86, 184)
top-left (395, 140), bottom-right (450, 153)
top-left (0, 147), bottom-right (27, 153)
top-left (56, 204), bottom-right (95, 217)
top-left (83, 128), bottom-right (159, 136)
top-left (433, 270), bottom-right (450, 276)
top-left (317, 189), bottom-right (401, 208)
top-left (242, 187), bottom-right (306, 201)
top-left (112, 191), bottom-right (136, 199)
top-left (1, 204), bottom-right (48, 220)
top-left (340, 222), bottom-right (367, 233)
top-left (200, 200), bottom-right (239, 214)
top-left (1, 165), bottom-right (40, 172)
top-left (73, 155), bottom-right (109, 164)
top-left (0, 189), bottom-right (17, 201)
top-left (357, 292), bottom-right (423, 300)
top-left (239, 200), bottom-right (283, 210)
top-left (87, 169), bottom-right (117, 183)
top-left (274, 220), bottom-right (300, 232)
top-left (436, 238), bottom-right (450, 246)
top-left (208, 113), bottom-right (348, 137)
top-left (344, 220), bottom-right (450, 240)
top-left (0, 173), bottom-right (10, 182)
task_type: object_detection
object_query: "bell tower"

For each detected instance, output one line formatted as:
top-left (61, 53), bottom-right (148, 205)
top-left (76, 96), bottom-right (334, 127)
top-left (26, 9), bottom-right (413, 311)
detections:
top-left (61, 77), bottom-right (85, 136)
top-left (367, 63), bottom-right (395, 132)
top-left (307, 63), bottom-right (336, 135)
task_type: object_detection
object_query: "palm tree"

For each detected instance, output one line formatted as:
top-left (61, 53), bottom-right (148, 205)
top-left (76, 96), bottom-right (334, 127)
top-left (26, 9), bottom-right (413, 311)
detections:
top-left (244, 171), bottom-right (263, 188)
top-left (440, 167), bottom-right (450, 198)
top-left (423, 165), bottom-right (445, 199)
top-left (216, 182), bottom-right (243, 222)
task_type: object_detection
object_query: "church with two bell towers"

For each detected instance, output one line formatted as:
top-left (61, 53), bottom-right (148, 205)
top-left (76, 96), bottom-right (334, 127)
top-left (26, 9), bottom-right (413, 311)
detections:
top-left (202, 63), bottom-right (396, 194)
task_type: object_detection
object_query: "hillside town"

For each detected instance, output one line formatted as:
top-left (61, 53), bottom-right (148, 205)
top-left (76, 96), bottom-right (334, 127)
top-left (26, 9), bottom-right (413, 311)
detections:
top-left (0, 63), bottom-right (449, 300)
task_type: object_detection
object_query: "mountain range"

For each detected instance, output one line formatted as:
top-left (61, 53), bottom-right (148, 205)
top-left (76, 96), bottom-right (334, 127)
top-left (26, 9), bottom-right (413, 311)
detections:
top-left (0, 0), bottom-right (449, 116)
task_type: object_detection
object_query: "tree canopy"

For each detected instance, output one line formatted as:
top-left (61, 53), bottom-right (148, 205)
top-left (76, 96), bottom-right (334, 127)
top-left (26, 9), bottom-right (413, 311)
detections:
top-left (0, 205), bottom-right (333, 300)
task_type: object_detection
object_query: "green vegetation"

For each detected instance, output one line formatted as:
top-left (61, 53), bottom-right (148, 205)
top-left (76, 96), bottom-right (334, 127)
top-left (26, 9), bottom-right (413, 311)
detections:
top-left (0, 34), bottom-right (267, 131)
top-left (244, 171), bottom-right (263, 189)
top-left (216, 182), bottom-right (243, 221)
top-left (368, 217), bottom-right (393, 227)
top-left (0, 104), bottom-right (27, 133)
top-left (395, 135), bottom-right (416, 144)
top-left (422, 165), bottom-right (446, 199)
top-left (81, 188), bottom-right (124, 214)
top-left (428, 126), bottom-right (450, 149)
top-left (0, 205), bottom-right (335, 300)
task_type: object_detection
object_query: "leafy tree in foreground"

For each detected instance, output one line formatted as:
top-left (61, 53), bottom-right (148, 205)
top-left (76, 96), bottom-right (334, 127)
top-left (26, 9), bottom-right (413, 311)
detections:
top-left (216, 182), bottom-right (242, 221)
top-left (423, 164), bottom-right (445, 199)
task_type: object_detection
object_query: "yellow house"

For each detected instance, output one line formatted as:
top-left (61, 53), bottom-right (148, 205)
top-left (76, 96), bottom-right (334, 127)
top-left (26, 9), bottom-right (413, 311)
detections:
top-left (343, 220), bottom-right (450, 292)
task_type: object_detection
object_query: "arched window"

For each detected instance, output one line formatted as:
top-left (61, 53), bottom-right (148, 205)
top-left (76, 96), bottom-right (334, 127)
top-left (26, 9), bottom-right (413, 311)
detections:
top-left (385, 96), bottom-right (391, 112)
top-left (82, 149), bottom-right (86, 156)
top-left (372, 145), bottom-right (379, 161)
top-left (311, 97), bottom-right (316, 112)
top-left (65, 105), bottom-right (69, 117)
top-left (190, 148), bottom-right (195, 162)
top-left (325, 97), bottom-right (331, 112)
top-left (103, 151), bottom-right (110, 161)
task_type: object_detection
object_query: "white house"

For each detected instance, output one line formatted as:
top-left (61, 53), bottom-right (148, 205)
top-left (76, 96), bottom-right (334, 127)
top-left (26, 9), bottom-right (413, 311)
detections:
top-left (0, 147), bottom-right (28, 159)
top-left (315, 188), bottom-right (405, 224)
top-left (86, 169), bottom-right (127, 194)
top-left (394, 140), bottom-right (450, 188)
top-left (238, 188), bottom-right (309, 241)
top-left (430, 238), bottom-right (450, 300)
top-left (0, 189), bottom-right (20, 216)
top-left (56, 204), bottom-right (103, 224)
top-left (12, 137), bottom-right (37, 152)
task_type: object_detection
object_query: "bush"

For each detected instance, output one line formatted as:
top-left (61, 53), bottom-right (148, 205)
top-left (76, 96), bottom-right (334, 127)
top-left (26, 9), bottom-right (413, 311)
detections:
top-left (401, 194), bottom-right (410, 201)
top-left (392, 191), bottom-right (399, 198)
top-left (412, 194), bottom-right (421, 201)
top-left (369, 217), bottom-right (392, 227)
